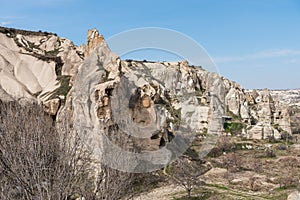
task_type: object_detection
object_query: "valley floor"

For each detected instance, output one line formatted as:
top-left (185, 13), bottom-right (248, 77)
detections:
top-left (133, 136), bottom-right (300, 200)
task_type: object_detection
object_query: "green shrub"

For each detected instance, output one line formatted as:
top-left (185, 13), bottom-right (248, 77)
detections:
top-left (223, 122), bottom-right (244, 135)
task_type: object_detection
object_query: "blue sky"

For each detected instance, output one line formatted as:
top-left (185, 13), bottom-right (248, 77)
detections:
top-left (1, 0), bottom-right (300, 89)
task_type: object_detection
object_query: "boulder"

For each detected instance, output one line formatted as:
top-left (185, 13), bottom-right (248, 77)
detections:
top-left (287, 191), bottom-right (300, 200)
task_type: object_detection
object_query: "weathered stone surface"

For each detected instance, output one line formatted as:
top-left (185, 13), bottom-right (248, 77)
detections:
top-left (0, 27), bottom-right (297, 144)
top-left (225, 87), bottom-right (241, 116)
top-left (43, 98), bottom-right (61, 115)
top-left (247, 123), bottom-right (280, 140)
top-left (289, 106), bottom-right (300, 134)
top-left (287, 191), bottom-right (300, 200)
top-left (84, 28), bottom-right (104, 58)
top-left (222, 86), bottom-right (294, 139)
top-left (57, 38), bottom-right (228, 172)
top-left (0, 27), bottom-right (83, 114)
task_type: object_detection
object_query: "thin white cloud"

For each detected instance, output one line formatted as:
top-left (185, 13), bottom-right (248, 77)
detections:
top-left (285, 59), bottom-right (300, 64)
top-left (0, 15), bottom-right (28, 26)
top-left (214, 49), bottom-right (300, 63)
top-left (0, 16), bottom-right (23, 20)
top-left (21, 0), bottom-right (72, 5)
top-left (0, 16), bottom-right (23, 26)
top-left (0, 21), bottom-right (12, 26)
top-left (257, 49), bottom-right (300, 57)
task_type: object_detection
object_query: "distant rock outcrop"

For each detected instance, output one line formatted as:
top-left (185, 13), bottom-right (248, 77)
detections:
top-left (270, 90), bottom-right (300, 135)
top-left (270, 89), bottom-right (300, 107)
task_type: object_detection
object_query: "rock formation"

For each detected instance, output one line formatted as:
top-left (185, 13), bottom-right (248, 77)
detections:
top-left (287, 191), bottom-right (300, 200)
top-left (270, 89), bottom-right (300, 135)
top-left (0, 26), bottom-right (298, 161)
top-left (0, 26), bottom-right (84, 115)
top-left (84, 28), bottom-right (104, 58)
top-left (60, 40), bottom-right (227, 171)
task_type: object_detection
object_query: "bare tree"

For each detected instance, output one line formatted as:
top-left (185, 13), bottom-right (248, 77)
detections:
top-left (89, 147), bottom-right (164, 200)
top-left (221, 152), bottom-right (241, 172)
top-left (249, 175), bottom-right (259, 191)
top-left (0, 101), bottom-right (94, 200)
top-left (165, 157), bottom-right (212, 199)
top-left (277, 157), bottom-right (300, 189)
top-left (91, 165), bottom-right (133, 200)
top-left (0, 100), bottom-right (163, 200)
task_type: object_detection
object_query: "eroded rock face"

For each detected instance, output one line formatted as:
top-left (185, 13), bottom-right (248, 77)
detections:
top-left (0, 27), bottom-right (84, 115)
top-left (84, 29), bottom-right (104, 58)
top-left (0, 27), bottom-right (297, 148)
top-left (271, 90), bottom-right (300, 135)
top-left (222, 83), bottom-right (293, 139)
top-left (289, 106), bottom-right (300, 134)
top-left (57, 38), bottom-right (228, 171)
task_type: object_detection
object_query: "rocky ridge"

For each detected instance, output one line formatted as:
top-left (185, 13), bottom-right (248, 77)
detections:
top-left (0, 26), bottom-right (84, 115)
top-left (0, 26), bottom-right (299, 156)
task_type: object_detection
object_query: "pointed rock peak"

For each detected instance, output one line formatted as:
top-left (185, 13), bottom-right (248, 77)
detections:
top-left (85, 28), bottom-right (105, 58)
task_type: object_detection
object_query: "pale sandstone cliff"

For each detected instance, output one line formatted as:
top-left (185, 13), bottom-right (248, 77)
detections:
top-left (0, 26), bottom-right (84, 115)
top-left (0, 27), bottom-right (298, 152)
